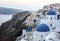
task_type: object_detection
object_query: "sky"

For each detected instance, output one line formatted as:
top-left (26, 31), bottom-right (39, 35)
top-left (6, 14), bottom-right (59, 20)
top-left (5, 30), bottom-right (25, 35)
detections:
top-left (0, 0), bottom-right (60, 11)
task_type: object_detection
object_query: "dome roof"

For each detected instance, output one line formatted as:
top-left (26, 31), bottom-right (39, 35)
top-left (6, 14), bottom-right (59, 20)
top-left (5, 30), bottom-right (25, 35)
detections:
top-left (36, 24), bottom-right (50, 32)
top-left (47, 10), bottom-right (56, 15)
top-left (26, 26), bottom-right (32, 32)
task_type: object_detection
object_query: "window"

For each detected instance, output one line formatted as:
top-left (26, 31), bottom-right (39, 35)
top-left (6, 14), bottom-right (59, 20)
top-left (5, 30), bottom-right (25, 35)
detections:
top-left (41, 35), bottom-right (43, 38)
top-left (51, 17), bottom-right (52, 20)
top-left (58, 32), bottom-right (60, 34)
top-left (57, 15), bottom-right (60, 19)
top-left (49, 38), bottom-right (52, 40)
top-left (47, 17), bottom-right (48, 19)
top-left (52, 27), bottom-right (56, 30)
top-left (50, 24), bottom-right (52, 27)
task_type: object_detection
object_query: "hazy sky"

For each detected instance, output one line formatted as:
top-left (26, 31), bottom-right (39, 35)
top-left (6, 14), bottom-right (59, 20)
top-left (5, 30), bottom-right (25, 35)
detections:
top-left (0, 0), bottom-right (60, 11)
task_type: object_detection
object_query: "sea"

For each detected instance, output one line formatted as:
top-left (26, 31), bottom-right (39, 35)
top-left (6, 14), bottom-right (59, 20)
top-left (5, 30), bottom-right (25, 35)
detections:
top-left (0, 14), bottom-right (12, 25)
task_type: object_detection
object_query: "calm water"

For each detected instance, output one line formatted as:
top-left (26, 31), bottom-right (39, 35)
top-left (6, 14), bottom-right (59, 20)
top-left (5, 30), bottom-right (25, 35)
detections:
top-left (0, 14), bottom-right (12, 25)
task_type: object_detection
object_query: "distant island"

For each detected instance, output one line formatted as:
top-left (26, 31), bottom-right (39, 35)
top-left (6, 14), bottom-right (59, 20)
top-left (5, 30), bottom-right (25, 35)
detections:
top-left (0, 7), bottom-right (25, 15)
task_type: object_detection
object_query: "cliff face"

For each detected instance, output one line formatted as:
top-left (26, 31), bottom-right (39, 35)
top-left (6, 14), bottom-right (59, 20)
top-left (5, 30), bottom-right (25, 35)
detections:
top-left (0, 11), bottom-right (30, 41)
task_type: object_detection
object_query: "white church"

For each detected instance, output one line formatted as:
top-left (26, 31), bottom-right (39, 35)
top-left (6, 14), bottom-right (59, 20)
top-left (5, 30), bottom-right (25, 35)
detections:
top-left (16, 9), bottom-right (60, 41)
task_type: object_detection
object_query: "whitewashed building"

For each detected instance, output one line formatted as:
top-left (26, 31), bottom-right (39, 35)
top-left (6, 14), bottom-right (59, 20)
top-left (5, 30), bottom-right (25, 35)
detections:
top-left (16, 9), bottom-right (60, 41)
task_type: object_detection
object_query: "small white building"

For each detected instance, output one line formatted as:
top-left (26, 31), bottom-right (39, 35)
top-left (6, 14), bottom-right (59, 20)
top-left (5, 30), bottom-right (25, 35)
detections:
top-left (45, 32), bottom-right (60, 41)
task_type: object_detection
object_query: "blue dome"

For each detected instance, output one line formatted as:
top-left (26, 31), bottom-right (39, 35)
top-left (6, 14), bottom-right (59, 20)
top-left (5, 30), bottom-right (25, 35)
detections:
top-left (26, 26), bottom-right (32, 32)
top-left (47, 10), bottom-right (56, 15)
top-left (36, 24), bottom-right (50, 32)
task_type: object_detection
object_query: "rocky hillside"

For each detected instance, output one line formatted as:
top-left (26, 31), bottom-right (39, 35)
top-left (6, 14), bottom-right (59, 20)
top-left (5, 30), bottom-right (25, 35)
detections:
top-left (0, 11), bottom-right (31, 41)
